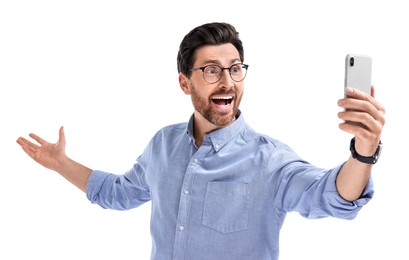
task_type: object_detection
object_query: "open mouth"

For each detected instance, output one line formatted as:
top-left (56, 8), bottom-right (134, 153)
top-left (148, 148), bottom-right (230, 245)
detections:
top-left (211, 95), bottom-right (234, 111)
top-left (212, 96), bottom-right (233, 105)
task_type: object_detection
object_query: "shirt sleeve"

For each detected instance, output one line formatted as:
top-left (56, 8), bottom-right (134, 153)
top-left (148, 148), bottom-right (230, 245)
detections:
top-left (267, 142), bottom-right (374, 220)
top-left (302, 163), bottom-right (374, 220)
top-left (86, 162), bottom-right (151, 210)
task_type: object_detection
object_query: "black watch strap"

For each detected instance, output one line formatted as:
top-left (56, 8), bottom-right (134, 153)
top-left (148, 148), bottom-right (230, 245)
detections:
top-left (350, 137), bottom-right (382, 164)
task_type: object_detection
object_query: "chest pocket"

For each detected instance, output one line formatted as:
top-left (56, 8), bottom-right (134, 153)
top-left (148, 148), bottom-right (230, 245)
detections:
top-left (202, 181), bottom-right (250, 234)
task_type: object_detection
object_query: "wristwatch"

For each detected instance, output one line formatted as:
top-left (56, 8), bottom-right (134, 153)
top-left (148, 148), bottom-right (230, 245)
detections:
top-left (350, 137), bottom-right (382, 164)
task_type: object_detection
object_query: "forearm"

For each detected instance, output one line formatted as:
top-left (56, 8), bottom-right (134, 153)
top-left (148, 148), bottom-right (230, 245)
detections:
top-left (55, 156), bottom-right (93, 193)
top-left (336, 156), bottom-right (372, 202)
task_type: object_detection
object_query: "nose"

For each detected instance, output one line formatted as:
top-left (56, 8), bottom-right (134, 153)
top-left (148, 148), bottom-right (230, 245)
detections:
top-left (218, 69), bottom-right (234, 89)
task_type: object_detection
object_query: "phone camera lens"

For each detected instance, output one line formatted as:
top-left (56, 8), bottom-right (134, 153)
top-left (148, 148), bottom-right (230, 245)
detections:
top-left (350, 57), bottom-right (354, 67)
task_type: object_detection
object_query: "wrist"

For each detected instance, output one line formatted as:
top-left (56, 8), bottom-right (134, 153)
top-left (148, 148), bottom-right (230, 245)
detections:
top-left (350, 137), bottom-right (382, 164)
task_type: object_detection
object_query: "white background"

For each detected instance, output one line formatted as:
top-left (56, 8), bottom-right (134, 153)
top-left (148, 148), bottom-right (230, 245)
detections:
top-left (1, 0), bottom-right (407, 259)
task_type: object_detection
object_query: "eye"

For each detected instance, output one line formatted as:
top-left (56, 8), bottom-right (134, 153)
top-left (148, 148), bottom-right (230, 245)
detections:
top-left (204, 66), bottom-right (221, 76)
top-left (230, 65), bottom-right (242, 74)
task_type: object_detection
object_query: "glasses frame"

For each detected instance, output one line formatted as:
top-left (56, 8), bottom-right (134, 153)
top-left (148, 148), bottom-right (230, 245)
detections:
top-left (189, 63), bottom-right (249, 84)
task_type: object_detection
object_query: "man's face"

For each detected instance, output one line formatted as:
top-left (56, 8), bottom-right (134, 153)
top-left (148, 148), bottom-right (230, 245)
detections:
top-left (182, 43), bottom-right (244, 128)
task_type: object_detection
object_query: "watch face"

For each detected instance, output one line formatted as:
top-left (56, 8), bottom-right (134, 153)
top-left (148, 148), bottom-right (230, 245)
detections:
top-left (375, 142), bottom-right (383, 163)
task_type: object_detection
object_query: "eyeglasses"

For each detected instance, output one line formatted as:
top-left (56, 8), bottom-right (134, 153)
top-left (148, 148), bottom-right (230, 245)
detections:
top-left (189, 63), bottom-right (249, 84)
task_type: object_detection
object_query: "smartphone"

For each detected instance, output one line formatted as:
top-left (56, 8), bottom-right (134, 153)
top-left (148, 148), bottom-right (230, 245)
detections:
top-left (344, 54), bottom-right (372, 125)
top-left (344, 54), bottom-right (372, 96)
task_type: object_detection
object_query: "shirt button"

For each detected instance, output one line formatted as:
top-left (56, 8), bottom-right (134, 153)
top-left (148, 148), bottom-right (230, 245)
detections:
top-left (179, 225), bottom-right (185, 231)
top-left (184, 189), bottom-right (189, 195)
top-left (215, 144), bottom-right (220, 149)
top-left (194, 158), bottom-right (199, 163)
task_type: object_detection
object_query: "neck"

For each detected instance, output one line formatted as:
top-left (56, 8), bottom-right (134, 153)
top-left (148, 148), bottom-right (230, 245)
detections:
top-left (193, 115), bottom-right (217, 147)
top-left (192, 111), bottom-right (237, 147)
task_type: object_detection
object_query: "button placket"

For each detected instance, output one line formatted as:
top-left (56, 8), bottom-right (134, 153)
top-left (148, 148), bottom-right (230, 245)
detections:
top-left (172, 144), bottom-right (211, 259)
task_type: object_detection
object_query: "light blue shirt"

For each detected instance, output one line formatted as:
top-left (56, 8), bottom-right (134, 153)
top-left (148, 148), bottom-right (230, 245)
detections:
top-left (86, 111), bottom-right (373, 260)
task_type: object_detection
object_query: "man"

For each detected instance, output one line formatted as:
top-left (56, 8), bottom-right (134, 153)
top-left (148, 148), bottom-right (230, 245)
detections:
top-left (16, 22), bottom-right (385, 260)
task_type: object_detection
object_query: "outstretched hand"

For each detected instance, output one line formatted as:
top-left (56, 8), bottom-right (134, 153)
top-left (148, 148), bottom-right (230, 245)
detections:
top-left (16, 126), bottom-right (67, 172)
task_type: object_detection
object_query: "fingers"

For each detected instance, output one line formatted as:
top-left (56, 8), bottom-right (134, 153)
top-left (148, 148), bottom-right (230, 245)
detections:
top-left (338, 87), bottom-right (385, 143)
top-left (16, 130), bottom-right (54, 155)
top-left (16, 136), bottom-right (40, 149)
top-left (17, 126), bottom-right (66, 155)
top-left (344, 87), bottom-right (384, 112)
top-left (17, 126), bottom-right (64, 147)
top-left (340, 87), bottom-right (385, 118)
top-left (28, 132), bottom-right (47, 146)
top-left (16, 136), bottom-right (41, 158)
top-left (339, 100), bottom-right (385, 126)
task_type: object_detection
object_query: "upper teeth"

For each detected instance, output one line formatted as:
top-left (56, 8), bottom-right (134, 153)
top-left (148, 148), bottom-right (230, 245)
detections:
top-left (214, 96), bottom-right (232, 100)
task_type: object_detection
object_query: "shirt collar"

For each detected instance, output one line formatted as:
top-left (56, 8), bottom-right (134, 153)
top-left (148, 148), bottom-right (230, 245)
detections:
top-left (186, 110), bottom-right (245, 151)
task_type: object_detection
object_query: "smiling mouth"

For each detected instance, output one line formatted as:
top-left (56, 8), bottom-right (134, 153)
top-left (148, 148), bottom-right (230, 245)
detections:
top-left (211, 96), bottom-right (233, 106)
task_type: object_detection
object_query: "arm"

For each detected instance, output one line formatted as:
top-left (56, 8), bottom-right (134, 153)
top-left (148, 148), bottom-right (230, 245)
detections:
top-left (16, 126), bottom-right (92, 192)
top-left (336, 86), bottom-right (385, 201)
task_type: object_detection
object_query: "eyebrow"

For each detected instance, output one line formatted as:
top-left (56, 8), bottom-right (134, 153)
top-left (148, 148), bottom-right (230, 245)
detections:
top-left (200, 58), bottom-right (242, 66)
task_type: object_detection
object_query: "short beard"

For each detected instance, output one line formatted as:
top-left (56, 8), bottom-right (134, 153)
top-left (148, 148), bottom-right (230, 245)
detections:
top-left (190, 84), bottom-right (241, 127)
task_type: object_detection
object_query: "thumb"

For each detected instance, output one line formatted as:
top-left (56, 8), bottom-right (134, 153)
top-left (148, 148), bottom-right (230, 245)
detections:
top-left (59, 126), bottom-right (66, 145)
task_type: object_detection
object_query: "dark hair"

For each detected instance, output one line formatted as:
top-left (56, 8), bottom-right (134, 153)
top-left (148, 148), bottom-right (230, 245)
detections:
top-left (177, 22), bottom-right (244, 77)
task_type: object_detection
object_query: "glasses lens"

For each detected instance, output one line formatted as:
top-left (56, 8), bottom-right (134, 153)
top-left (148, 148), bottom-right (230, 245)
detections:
top-left (203, 66), bottom-right (222, 83)
top-left (230, 64), bottom-right (247, 82)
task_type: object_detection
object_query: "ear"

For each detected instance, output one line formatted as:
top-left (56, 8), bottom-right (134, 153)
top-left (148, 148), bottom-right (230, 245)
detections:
top-left (179, 73), bottom-right (191, 95)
